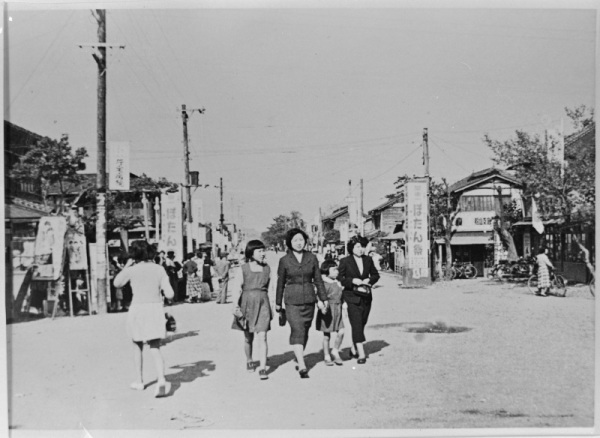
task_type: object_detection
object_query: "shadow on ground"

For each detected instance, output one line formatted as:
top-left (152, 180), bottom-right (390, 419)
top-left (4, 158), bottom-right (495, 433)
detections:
top-left (266, 339), bottom-right (391, 374)
top-left (162, 360), bottom-right (216, 397)
top-left (370, 321), bottom-right (471, 334)
top-left (161, 330), bottom-right (200, 345)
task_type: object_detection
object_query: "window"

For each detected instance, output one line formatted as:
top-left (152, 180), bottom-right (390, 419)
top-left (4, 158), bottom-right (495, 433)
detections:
top-left (459, 195), bottom-right (511, 212)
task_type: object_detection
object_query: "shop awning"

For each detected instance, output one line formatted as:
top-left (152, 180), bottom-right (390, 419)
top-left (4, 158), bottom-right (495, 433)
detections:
top-left (435, 232), bottom-right (493, 245)
top-left (381, 231), bottom-right (405, 240)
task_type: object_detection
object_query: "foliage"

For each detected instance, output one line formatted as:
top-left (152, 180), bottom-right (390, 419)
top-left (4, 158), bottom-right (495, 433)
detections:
top-left (82, 173), bottom-right (179, 238)
top-left (483, 106), bottom-right (595, 226)
top-left (261, 211), bottom-right (305, 247)
top-left (9, 134), bottom-right (88, 212)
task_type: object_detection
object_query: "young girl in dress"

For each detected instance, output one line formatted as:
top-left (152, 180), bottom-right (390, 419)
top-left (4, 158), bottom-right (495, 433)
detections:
top-left (113, 240), bottom-right (174, 397)
top-left (316, 259), bottom-right (345, 366)
top-left (231, 240), bottom-right (273, 380)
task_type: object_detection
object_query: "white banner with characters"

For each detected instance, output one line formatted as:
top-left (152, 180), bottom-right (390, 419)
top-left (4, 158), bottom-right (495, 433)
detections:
top-left (33, 216), bottom-right (67, 280)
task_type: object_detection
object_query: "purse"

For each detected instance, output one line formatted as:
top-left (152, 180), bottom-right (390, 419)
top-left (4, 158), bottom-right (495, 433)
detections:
top-left (233, 306), bottom-right (248, 330)
top-left (278, 308), bottom-right (287, 327)
top-left (353, 284), bottom-right (372, 298)
top-left (165, 313), bottom-right (177, 332)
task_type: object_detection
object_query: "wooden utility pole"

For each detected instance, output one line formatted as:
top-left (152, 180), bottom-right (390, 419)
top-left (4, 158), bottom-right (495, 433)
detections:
top-left (181, 104), bottom-right (193, 253)
top-left (92, 9), bottom-right (108, 314)
top-left (180, 105), bottom-right (204, 253)
top-left (219, 177), bottom-right (225, 231)
top-left (423, 127), bottom-right (429, 177)
top-left (359, 178), bottom-right (364, 235)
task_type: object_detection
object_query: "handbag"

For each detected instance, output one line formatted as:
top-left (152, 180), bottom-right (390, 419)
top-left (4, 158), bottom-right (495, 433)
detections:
top-left (233, 306), bottom-right (248, 330)
top-left (353, 284), bottom-right (372, 298)
top-left (278, 308), bottom-right (287, 327)
top-left (165, 313), bottom-right (177, 332)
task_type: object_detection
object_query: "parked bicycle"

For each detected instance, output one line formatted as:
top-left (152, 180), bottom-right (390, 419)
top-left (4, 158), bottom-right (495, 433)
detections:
top-left (439, 261), bottom-right (477, 280)
top-left (527, 270), bottom-right (567, 297)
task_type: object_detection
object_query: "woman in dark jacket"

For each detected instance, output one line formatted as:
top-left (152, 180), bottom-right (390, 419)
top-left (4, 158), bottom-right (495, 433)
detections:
top-left (275, 228), bottom-right (328, 378)
top-left (338, 235), bottom-right (380, 364)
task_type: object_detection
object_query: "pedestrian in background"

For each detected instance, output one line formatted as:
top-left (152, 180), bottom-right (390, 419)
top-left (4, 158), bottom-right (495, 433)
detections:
top-left (163, 251), bottom-right (182, 302)
top-left (275, 228), bottom-right (328, 379)
top-left (182, 253), bottom-right (201, 303)
top-left (338, 235), bottom-right (380, 364)
top-left (215, 253), bottom-right (231, 304)
top-left (316, 259), bottom-right (345, 366)
top-left (201, 253), bottom-right (215, 294)
top-left (113, 240), bottom-right (174, 398)
top-left (232, 240), bottom-right (272, 380)
top-left (535, 247), bottom-right (554, 297)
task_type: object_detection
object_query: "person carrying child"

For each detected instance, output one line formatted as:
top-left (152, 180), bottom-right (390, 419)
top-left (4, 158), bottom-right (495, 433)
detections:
top-left (316, 259), bottom-right (345, 366)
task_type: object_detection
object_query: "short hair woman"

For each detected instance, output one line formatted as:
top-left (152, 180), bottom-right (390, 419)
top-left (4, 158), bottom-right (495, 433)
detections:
top-left (231, 240), bottom-right (273, 380)
top-left (338, 235), bottom-right (380, 364)
top-left (275, 228), bottom-right (328, 378)
top-left (113, 240), bottom-right (175, 397)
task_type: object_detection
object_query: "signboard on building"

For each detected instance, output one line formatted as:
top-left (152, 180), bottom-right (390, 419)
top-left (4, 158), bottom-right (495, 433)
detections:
top-left (159, 189), bottom-right (184, 260)
top-left (33, 216), bottom-right (67, 280)
top-left (108, 142), bottom-right (130, 191)
top-left (403, 179), bottom-right (431, 286)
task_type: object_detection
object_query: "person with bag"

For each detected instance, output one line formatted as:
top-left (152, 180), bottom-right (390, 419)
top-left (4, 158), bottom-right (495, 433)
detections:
top-left (231, 240), bottom-right (273, 380)
top-left (275, 228), bottom-right (329, 379)
top-left (113, 240), bottom-right (174, 397)
top-left (338, 235), bottom-right (380, 365)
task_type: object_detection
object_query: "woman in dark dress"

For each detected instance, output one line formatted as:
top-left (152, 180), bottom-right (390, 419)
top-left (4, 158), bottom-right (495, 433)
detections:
top-left (232, 240), bottom-right (272, 380)
top-left (275, 228), bottom-right (328, 378)
top-left (338, 235), bottom-right (380, 364)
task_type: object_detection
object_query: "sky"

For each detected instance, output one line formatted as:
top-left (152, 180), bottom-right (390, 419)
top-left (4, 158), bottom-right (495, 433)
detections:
top-left (3, 1), bottom-right (597, 232)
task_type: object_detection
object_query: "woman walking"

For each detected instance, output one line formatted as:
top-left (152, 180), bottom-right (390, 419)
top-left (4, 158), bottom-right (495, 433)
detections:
top-left (535, 247), bottom-right (554, 297)
top-left (275, 228), bottom-right (328, 378)
top-left (113, 240), bottom-right (174, 397)
top-left (338, 235), bottom-right (380, 364)
top-left (231, 240), bottom-right (273, 380)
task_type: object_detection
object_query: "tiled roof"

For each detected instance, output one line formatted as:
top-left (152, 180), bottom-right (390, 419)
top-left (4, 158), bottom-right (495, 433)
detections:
top-left (449, 167), bottom-right (522, 194)
top-left (368, 196), bottom-right (401, 214)
top-left (5, 201), bottom-right (50, 221)
top-left (322, 206), bottom-right (348, 221)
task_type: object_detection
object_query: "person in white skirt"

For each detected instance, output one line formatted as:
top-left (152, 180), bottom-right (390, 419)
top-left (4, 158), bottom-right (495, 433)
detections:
top-left (114, 241), bottom-right (175, 397)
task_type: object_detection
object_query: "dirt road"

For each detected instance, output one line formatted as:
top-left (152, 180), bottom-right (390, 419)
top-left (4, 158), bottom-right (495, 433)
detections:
top-left (7, 252), bottom-right (595, 436)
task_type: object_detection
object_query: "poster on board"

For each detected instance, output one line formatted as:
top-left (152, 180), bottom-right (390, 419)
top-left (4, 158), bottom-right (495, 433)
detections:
top-left (33, 216), bottom-right (67, 281)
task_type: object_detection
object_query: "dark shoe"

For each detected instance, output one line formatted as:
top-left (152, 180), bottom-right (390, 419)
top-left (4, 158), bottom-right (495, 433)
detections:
top-left (357, 358), bottom-right (367, 364)
top-left (259, 369), bottom-right (268, 380)
top-left (299, 369), bottom-right (309, 379)
top-left (348, 350), bottom-right (359, 359)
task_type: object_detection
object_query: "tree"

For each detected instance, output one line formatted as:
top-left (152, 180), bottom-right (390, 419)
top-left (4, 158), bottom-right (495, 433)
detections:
top-left (484, 105), bottom-right (595, 280)
top-left (82, 173), bottom-right (179, 241)
top-left (492, 188), bottom-right (521, 262)
top-left (429, 178), bottom-right (461, 280)
top-left (10, 134), bottom-right (88, 213)
top-left (261, 211), bottom-right (306, 248)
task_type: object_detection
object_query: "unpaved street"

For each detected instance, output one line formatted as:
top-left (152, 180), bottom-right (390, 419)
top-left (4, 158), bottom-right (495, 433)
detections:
top-left (7, 252), bottom-right (595, 436)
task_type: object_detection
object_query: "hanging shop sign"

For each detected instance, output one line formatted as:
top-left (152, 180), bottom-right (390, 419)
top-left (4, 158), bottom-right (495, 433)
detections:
top-left (403, 179), bottom-right (431, 286)
top-left (159, 189), bottom-right (184, 260)
top-left (108, 141), bottom-right (130, 191)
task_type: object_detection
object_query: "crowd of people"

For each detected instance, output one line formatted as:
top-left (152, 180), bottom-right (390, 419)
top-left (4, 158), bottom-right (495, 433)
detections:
top-left (111, 228), bottom-right (381, 397)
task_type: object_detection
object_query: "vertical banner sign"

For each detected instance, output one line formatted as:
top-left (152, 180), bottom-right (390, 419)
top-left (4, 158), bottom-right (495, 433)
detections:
top-left (108, 141), bottom-right (130, 191)
top-left (403, 179), bottom-right (431, 286)
top-left (66, 215), bottom-right (88, 270)
top-left (33, 216), bottom-right (67, 280)
top-left (160, 189), bottom-right (184, 260)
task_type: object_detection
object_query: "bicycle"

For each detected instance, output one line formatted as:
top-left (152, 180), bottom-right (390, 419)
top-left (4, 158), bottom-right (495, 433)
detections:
top-left (527, 270), bottom-right (567, 297)
top-left (452, 261), bottom-right (478, 279)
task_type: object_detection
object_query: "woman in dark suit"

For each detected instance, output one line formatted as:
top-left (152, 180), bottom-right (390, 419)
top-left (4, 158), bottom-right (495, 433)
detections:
top-left (275, 228), bottom-right (328, 378)
top-left (338, 235), bottom-right (380, 364)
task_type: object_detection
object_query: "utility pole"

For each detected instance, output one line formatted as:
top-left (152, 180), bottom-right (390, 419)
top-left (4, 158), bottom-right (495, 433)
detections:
top-left (423, 127), bottom-right (429, 177)
top-left (181, 104), bottom-right (193, 253)
top-left (219, 177), bottom-right (225, 231)
top-left (80, 11), bottom-right (125, 315)
top-left (181, 104), bottom-right (205, 254)
top-left (359, 178), bottom-right (364, 235)
top-left (92, 10), bottom-right (107, 315)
